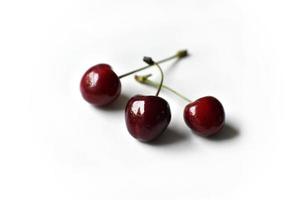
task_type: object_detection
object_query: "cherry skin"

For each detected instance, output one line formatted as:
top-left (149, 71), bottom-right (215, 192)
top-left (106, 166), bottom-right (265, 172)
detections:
top-left (80, 64), bottom-right (121, 106)
top-left (184, 96), bottom-right (225, 137)
top-left (125, 95), bottom-right (171, 142)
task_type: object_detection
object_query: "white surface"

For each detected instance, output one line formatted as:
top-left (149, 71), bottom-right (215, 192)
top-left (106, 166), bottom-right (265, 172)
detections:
top-left (0, 0), bottom-right (298, 199)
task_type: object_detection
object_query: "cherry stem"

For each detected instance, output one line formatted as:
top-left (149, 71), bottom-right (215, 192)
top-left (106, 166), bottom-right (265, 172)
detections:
top-left (143, 57), bottom-right (164, 96)
top-left (135, 74), bottom-right (192, 102)
top-left (118, 50), bottom-right (188, 79)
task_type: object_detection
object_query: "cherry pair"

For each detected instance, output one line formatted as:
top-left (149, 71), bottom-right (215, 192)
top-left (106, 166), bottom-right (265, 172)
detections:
top-left (80, 50), bottom-right (186, 142)
top-left (134, 74), bottom-right (225, 139)
top-left (125, 57), bottom-right (224, 142)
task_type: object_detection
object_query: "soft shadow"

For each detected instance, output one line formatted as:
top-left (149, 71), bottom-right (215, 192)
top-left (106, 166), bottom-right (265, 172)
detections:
top-left (148, 127), bottom-right (188, 146)
top-left (94, 93), bottom-right (130, 112)
top-left (204, 123), bottom-right (240, 141)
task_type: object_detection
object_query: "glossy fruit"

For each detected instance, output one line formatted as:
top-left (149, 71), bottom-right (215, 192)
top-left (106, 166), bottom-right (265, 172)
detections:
top-left (125, 95), bottom-right (171, 142)
top-left (80, 64), bottom-right (121, 106)
top-left (184, 96), bottom-right (225, 137)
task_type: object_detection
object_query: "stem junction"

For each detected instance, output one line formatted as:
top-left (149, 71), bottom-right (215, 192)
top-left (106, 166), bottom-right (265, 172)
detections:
top-left (118, 49), bottom-right (188, 79)
top-left (143, 57), bottom-right (164, 96)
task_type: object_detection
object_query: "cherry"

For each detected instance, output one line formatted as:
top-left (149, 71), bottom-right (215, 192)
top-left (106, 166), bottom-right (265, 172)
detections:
top-left (80, 64), bottom-right (121, 106)
top-left (80, 50), bottom-right (188, 106)
top-left (184, 96), bottom-right (225, 136)
top-left (125, 57), bottom-right (171, 142)
top-left (135, 74), bottom-right (225, 137)
top-left (125, 95), bottom-right (171, 142)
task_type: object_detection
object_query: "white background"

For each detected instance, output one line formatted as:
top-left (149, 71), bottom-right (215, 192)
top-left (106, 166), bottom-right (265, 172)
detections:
top-left (0, 0), bottom-right (298, 199)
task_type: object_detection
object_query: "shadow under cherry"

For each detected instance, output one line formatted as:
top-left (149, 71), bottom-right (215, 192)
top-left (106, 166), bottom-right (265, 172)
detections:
top-left (148, 127), bottom-right (189, 146)
top-left (201, 123), bottom-right (240, 142)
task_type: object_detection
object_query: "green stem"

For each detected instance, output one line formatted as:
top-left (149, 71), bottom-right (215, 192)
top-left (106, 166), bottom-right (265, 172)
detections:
top-left (135, 74), bottom-right (192, 102)
top-left (118, 50), bottom-right (188, 79)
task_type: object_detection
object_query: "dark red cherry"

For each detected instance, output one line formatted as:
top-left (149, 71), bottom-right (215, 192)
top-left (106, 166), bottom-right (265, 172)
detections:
top-left (125, 95), bottom-right (171, 142)
top-left (184, 96), bottom-right (225, 137)
top-left (80, 64), bottom-right (121, 106)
